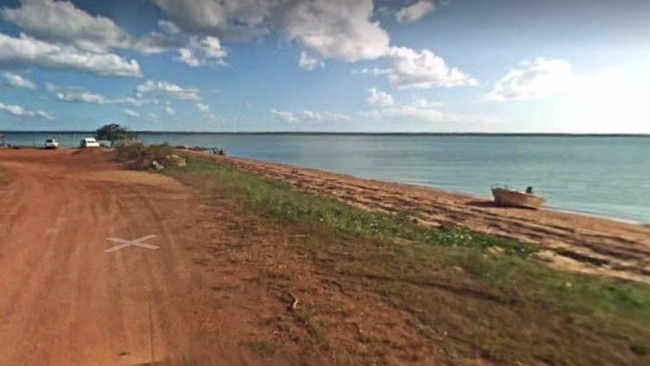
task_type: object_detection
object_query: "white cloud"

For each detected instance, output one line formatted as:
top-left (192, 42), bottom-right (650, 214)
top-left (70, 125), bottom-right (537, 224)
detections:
top-left (299, 51), bottom-right (324, 71)
top-left (2, 0), bottom-right (131, 53)
top-left (362, 96), bottom-right (498, 126)
top-left (355, 67), bottom-right (391, 76)
top-left (366, 88), bottom-right (394, 107)
top-left (158, 20), bottom-right (182, 35)
top-left (150, 0), bottom-right (389, 63)
top-left (0, 100), bottom-right (54, 120)
top-left (485, 58), bottom-right (614, 101)
top-left (151, 0), bottom-right (276, 32)
top-left (131, 31), bottom-right (177, 55)
top-left (280, 0), bottom-right (389, 62)
top-left (196, 102), bottom-right (218, 122)
top-left (116, 97), bottom-right (147, 107)
top-left (486, 58), bottom-right (647, 132)
top-left (3, 72), bottom-right (36, 90)
top-left (176, 36), bottom-right (227, 67)
top-left (381, 47), bottom-right (478, 89)
top-left (362, 98), bottom-right (444, 122)
top-left (136, 80), bottom-right (201, 101)
top-left (166, 106), bottom-right (176, 115)
top-left (150, 0), bottom-right (228, 31)
top-left (196, 103), bottom-right (210, 113)
top-left (271, 109), bottom-right (352, 123)
top-left (396, 1), bottom-right (435, 23)
top-left (124, 109), bottom-right (141, 117)
top-left (0, 33), bottom-right (141, 77)
top-left (1, 0), bottom-right (229, 69)
top-left (51, 87), bottom-right (147, 106)
top-left (56, 90), bottom-right (106, 104)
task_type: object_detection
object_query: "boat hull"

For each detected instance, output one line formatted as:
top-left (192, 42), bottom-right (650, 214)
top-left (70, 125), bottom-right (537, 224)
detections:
top-left (491, 188), bottom-right (545, 209)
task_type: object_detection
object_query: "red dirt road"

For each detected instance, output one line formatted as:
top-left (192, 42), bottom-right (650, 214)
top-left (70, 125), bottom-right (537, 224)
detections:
top-left (0, 149), bottom-right (262, 365)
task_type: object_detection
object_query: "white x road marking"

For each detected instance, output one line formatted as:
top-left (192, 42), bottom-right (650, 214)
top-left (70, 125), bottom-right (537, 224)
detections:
top-left (104, 235), bottom-right (159, 253)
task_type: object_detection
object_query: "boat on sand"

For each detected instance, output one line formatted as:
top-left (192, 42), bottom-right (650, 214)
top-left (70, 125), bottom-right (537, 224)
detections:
top-left (491, 187), bottom-right (546, 209)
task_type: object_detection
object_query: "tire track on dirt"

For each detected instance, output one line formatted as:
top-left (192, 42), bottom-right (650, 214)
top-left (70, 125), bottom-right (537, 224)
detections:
top-left (0, 150), bottom-right (254, 365)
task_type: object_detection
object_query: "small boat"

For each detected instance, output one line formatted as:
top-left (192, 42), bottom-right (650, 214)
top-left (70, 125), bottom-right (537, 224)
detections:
top-left (491, 187), bottom-right (546, 209)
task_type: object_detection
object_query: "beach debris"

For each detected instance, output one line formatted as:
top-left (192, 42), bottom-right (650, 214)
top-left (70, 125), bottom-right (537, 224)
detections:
top-left (174, 145), bottom-right (226, 155)
top-left (151, 160), bottom-right (165, 170)
top-left (287, 292), bottom-right (299, 312)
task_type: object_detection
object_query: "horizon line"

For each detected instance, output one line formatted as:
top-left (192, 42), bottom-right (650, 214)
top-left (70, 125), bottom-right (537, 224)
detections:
top-left (1, 130), bottom-right (649, 137)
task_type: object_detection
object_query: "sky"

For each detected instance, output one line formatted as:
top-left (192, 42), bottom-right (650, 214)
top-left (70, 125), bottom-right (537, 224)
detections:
top-left (0, 0), bottom-right (648, 133)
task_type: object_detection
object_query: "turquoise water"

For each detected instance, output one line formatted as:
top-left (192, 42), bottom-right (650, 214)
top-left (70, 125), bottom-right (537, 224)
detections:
top-left (3, 133), bottom-right (649, 224)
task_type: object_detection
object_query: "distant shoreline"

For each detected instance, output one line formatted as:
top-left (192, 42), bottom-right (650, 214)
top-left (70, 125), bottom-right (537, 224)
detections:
top-left (2, 130), bottom-right (650, 137)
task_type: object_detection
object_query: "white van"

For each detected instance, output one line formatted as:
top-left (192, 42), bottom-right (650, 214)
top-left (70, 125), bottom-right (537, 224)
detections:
top-left (45, 139), bottom-right (59, 149)
top-left (80, 137), bottom-right (100, 148)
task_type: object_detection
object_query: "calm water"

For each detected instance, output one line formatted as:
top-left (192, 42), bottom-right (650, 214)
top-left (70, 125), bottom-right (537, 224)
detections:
top-left (3, 132), bottom-right (650, 224)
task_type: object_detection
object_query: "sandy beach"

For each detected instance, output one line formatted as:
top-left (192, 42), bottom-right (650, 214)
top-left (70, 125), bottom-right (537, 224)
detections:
top-left (183, 150), bottom-right (650, 285)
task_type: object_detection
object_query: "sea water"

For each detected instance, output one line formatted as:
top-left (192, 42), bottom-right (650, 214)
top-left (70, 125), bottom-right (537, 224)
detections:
top-left (3, 133), bottom-right (649, 224)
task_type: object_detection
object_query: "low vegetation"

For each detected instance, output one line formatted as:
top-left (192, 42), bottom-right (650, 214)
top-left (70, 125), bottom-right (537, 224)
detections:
top-left (114, 141), bottom-right (174, 162)
top-left (157, 154), bottom-right (650, 365)
top-left (114, 142), bottom-right (184, 170)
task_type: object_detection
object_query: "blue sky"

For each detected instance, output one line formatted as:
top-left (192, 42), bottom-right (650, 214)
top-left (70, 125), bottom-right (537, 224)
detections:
top-left (0, 0), bottom-right (648, 133)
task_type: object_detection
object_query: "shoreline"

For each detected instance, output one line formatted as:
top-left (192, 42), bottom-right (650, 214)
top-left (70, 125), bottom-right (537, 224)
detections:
top-left (187, 149), bottom-right (648, 227)
top-left (2, 146), bottom-right (644, 225)
top-left (3, 138), bottom-right (648, 225)
top-left (2, 130), bottom-right (650, 137)
top-left (548, 206), bottom-right (644, 226)
top-left (180, 150), bottom-right (650, 284)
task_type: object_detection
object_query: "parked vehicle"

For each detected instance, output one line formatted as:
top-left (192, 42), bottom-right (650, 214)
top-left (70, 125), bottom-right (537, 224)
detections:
top-left (45, 138), bottom-right (59, 149)
top-left (80, 137), bottom-right (100, 148)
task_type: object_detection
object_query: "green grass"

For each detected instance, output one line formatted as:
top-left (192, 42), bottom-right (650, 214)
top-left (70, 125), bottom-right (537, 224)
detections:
top-left (163, 155), bottom-right (650, 365)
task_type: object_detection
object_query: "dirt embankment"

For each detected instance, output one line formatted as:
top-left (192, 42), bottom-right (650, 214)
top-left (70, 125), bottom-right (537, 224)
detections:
top-left (183, 151), bottom-right (650, 285)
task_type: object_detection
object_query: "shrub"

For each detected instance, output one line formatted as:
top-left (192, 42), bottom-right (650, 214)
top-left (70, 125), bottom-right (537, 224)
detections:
top-left (114, 142), bottom-right (177, 169)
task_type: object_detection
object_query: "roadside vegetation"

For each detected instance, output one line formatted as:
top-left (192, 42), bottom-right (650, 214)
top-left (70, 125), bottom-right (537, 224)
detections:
top-left (130, 147), bottom-right (650, 365)
top-left (114, 142), bottom-right (185, 170)
top-left (114, 141), bottom-right (174, 162)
